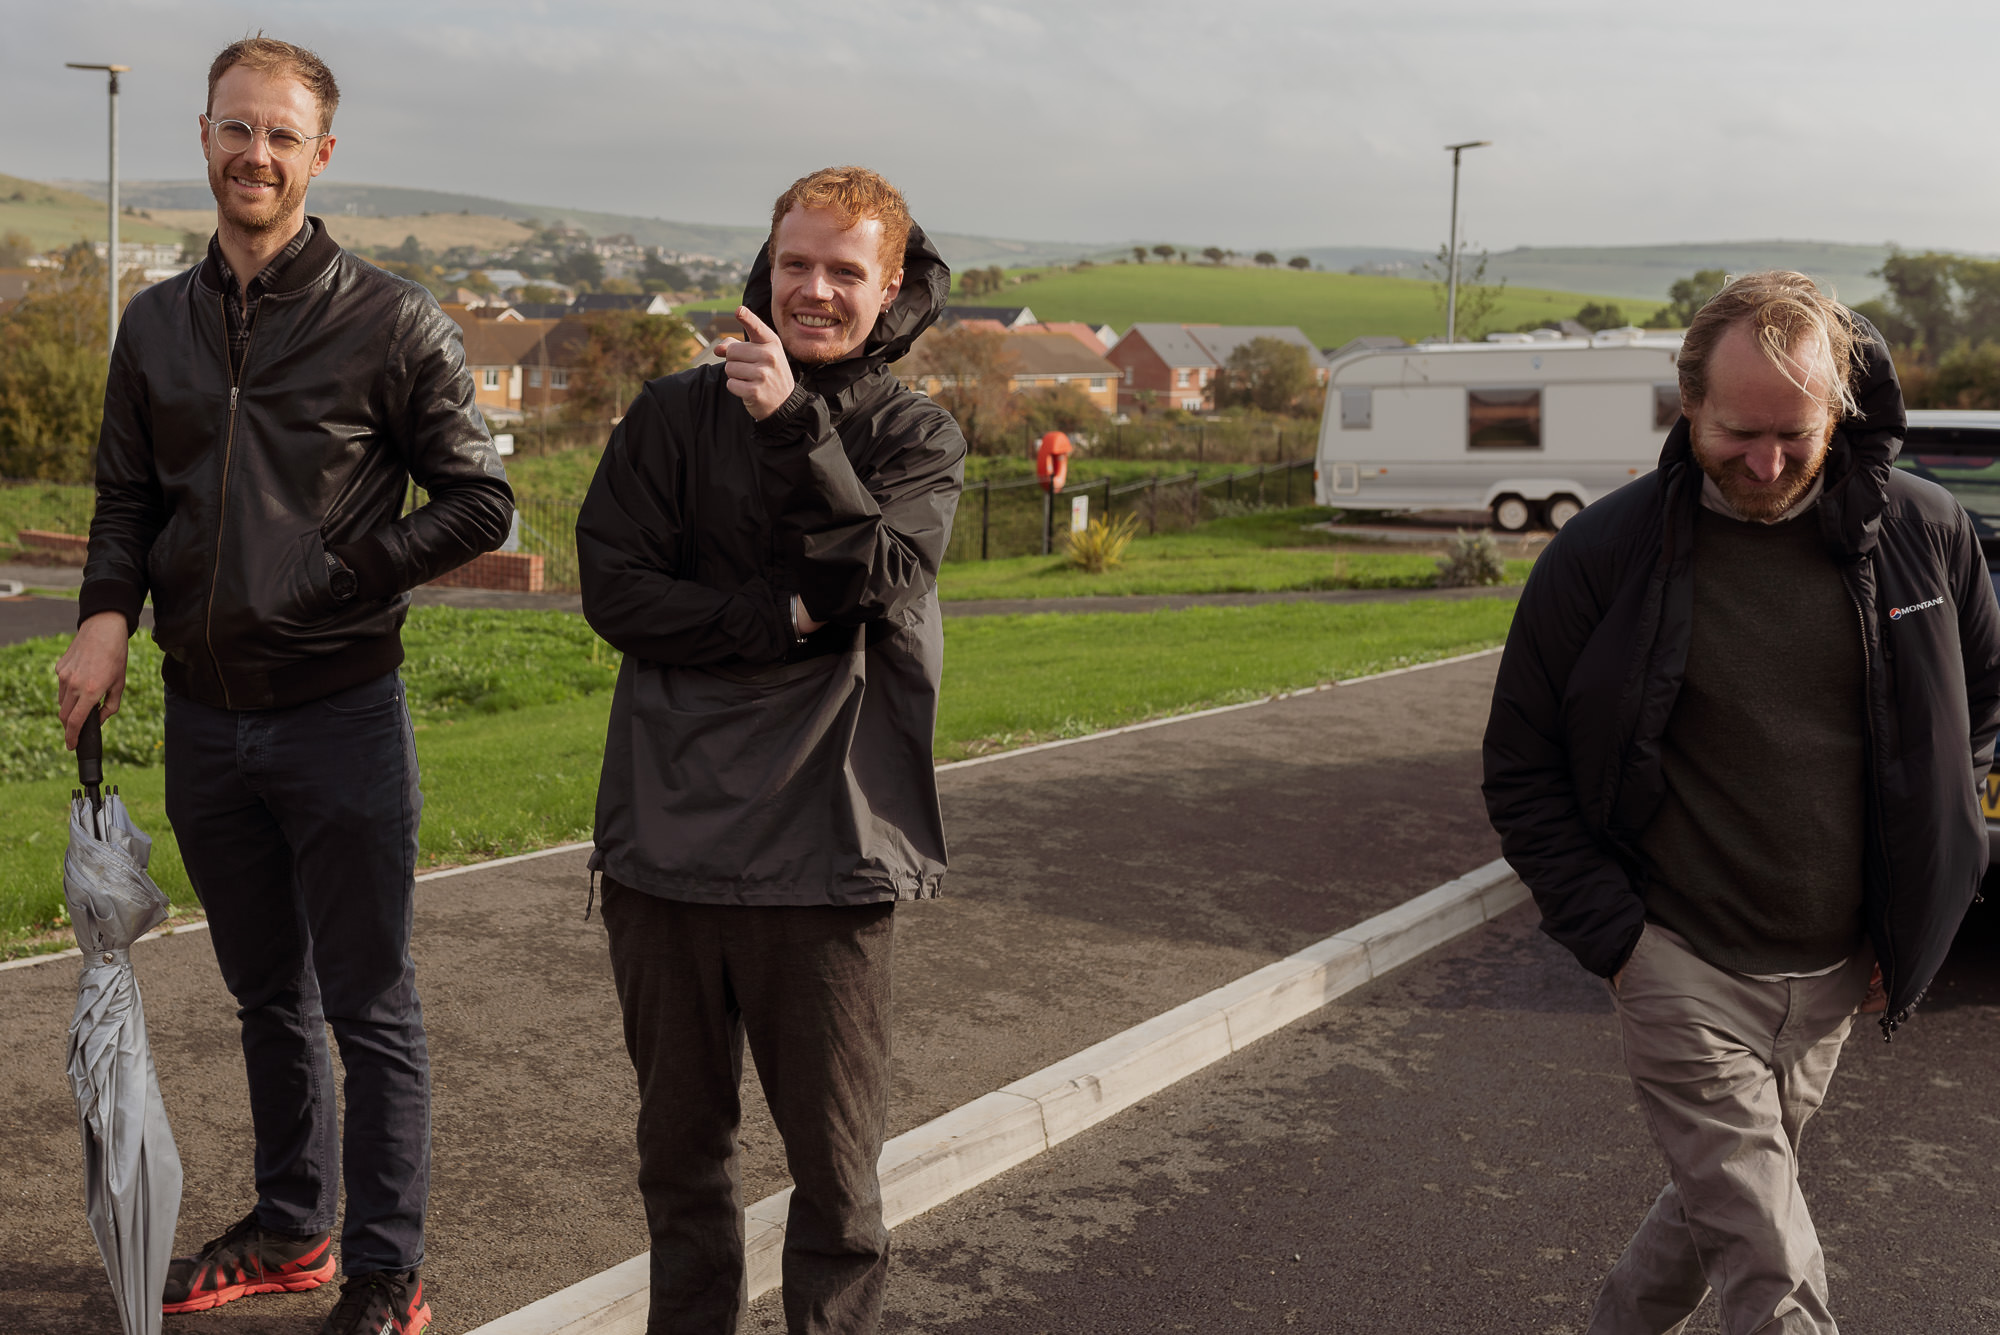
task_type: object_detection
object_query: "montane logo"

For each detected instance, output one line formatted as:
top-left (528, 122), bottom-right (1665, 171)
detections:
top-left (1889, 596), bottom-right (1945, 621)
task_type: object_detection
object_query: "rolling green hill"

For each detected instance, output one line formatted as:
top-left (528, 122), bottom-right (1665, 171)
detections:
top-left (682, 262), bottom-right (1649, 347)
top-left (0, 173), bottom-right (184, 252)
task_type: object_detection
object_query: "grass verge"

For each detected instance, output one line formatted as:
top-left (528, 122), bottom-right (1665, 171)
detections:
top-left (0, 596), bottom-right (1516, 956)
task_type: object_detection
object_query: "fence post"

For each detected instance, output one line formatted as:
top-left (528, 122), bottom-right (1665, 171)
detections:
top-left (1041, 489), bottom-right (1052, 556)
top-left (1149, 476), bottom-right (1159, 535)
top-left (1285, 458), bottom-right (1293, 507)
top-left (981, 478), bottom-right (991, 561)
top-left (1226, 470), bottom-right (1234, 503)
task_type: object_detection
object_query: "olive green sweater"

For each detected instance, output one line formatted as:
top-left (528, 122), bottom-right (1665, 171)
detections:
top-left (1637, 504), bottom-right (1868, 974)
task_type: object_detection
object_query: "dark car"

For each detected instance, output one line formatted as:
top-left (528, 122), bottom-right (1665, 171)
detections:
top-left (1891, 409), bottom-right (2000, 862)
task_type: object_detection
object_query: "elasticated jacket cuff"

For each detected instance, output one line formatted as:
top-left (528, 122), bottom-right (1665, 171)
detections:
top-left (78, 578), bottom-right (145, 635)
top-left (751, 384), bottom-right (815, 440)
top-left (331, 533), bottom-right (399, 601)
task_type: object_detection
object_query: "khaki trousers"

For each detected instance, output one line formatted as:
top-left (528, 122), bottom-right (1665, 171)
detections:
top-left (1589, 924), bottom-right (1872, 1335)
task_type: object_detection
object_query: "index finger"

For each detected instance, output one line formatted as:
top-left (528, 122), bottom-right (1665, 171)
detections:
top-left (737, 307), bottom-right (781, 345)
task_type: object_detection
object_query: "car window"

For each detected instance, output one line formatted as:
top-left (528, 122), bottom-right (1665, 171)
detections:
top-left (1895, 429), bottom-right (2000, 539)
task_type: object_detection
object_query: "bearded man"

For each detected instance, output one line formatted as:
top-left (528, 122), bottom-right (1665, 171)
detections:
top-left (577, 166), bottom-right (964, 1335)
top-left (57, 36), bottom-right (512, 1335)
top-left (1483, 270), bottom-right (2000, 1333)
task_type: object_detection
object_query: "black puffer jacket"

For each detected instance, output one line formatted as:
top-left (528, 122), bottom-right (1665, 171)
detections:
top-left (578, 223), bottom-right (965, 906)
top-left (1482, 326), bottom-right (2000, 1032)
top-left (81, 220), bottom-right (514, 709)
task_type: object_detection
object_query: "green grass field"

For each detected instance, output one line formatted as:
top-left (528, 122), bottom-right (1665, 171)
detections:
top-left (677, 262), bottom-right (1640, 348)
top-left (0, 596), bottom-right (1515, 954)
top-left (0, 173), bottom-right (186, 252)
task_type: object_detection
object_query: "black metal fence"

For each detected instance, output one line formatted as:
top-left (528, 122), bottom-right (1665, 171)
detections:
top-left (993, 416), bottom-right (1319, 464)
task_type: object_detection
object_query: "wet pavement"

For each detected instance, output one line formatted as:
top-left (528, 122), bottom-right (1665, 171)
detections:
top-left (0, 653), bottom-right (1506, 1334)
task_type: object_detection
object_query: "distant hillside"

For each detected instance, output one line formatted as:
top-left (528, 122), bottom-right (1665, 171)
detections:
top-left (0, 172), bottom-right (184, 250)
top-left (1297, 240), bottom-right (1899, 305)
top-left (63, 178), bottom-right (1109, 270)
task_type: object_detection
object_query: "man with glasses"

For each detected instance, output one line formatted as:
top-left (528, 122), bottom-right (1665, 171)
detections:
top-left (57, 35), bottom-right (512, 1335)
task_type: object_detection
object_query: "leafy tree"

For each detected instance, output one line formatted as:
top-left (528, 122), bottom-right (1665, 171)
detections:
top-left (1132, 246), bottom-right (1147, 265)
top-left (370, 258), bottom-right (450, 300)
top-left (959, 266), bottom-right (1008, 298)
top-left (1201, 246), bottom-right (1226, 265)
top-left (177, 231), bottom-right (208, 264)
top-left (1287, 255), bottom-right (1311, 271)
top-left (1213, 337), bottom-right (1316, 413)
top-left (565, 311), bottom-right (697, 421)
top-left (640, 249), bottom-right (691, 293)
top-left (1152, 244), bottom-right (1176, 262)
top-left (518, 283), bottom-right (565, 305)
top-left (458, 270), bottom-right (497, 297)
top-left (1253, 252), bottom-right (1277, 268)
top-left (1424, 244), bottom-right (1506, 339)
top-left (913, 325), bottom-right (1018, 454)
top-left (1849, 298), bottom-right (1917, 349)
top-left (1015, 382), bottom-right (1101, 436)
top-left (384, 234), bottom-right (429, 266)
top-left (1573, 301), bottom-right (1626, 332)
top-left (0, 243), bottom-right (144, 480)
top-left (553, 248), bottom-right (605, 290)
top-left (0, 231), bottom-right (36, 268)
top-left (1641, 268), bottom-right (1727, 330)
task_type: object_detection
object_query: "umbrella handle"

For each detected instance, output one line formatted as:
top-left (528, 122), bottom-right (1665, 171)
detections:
top-left (77, 704), bottom-right (103, 812)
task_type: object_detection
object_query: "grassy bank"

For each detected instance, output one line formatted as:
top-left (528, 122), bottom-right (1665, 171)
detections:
top-left (0, 596), bottom-right (1515, 954)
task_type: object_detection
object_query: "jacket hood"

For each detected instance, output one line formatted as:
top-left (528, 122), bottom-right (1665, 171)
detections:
top-left (1658, 311), bottom-right (1906, 555)
top-left (739, 221), bottom-right (952, 372)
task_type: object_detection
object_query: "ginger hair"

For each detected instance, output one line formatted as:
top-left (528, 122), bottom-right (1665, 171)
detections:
top-left (768, 166), bottom-right (911, 275)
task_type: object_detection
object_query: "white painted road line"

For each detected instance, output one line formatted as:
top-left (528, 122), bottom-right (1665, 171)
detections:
top-left (465, 858), bottom-right (1529, 1335)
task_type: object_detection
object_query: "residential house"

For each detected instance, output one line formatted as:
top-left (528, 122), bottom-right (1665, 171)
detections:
top-left (509, 302), bottom-right (574, 321)
top-left (452, 316), bottom-right (593, 420)
top-left (572, 292), bottom-right (674, 316)
top-left (1105, 323), bottom-right (1330, 412)
top-left (939, 305), bottom-right (1038, 330)
top-left (895, 329), bottom-right (1121, 416)
top-left (683, 310), bottom-right (746, 347)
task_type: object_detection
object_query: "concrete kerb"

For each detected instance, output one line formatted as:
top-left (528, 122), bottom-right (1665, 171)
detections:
top-left (465, 857), bottom-right (1530, 1335)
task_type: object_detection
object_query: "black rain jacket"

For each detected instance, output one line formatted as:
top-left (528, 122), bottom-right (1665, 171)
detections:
top-left (81, 219), bottom-right (514, 709)
top-left (578, 223), bottom-right (965, 906)
top-left (1482, 325), bottom-right (2000, 1033)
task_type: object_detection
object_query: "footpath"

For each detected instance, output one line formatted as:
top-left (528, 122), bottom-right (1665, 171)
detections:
top-left (1, 654), bottom-right (1505, 1334)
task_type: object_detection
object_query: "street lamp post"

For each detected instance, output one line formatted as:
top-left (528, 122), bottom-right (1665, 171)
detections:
top-left (66, 62), bottom-right (131, 358)
top-left (1443, 140), bottom-right (1490, 344)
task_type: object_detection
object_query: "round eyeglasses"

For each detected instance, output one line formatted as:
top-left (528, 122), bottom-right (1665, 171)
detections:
top-left (202, 115), bottom-right (326, 160)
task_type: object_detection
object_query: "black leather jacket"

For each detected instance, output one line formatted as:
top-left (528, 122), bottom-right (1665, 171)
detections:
top-left (81, 219), bottom-right (514, 710)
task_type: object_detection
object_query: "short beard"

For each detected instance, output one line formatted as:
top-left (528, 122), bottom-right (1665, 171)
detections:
top-left (1692, 426), bottom-right (1830, 521)
top-left (208, 156), bottom-right (311, 236)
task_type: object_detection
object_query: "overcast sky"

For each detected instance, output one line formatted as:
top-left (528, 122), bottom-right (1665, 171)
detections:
top-left (7, 0), bottom-right (1996, 253)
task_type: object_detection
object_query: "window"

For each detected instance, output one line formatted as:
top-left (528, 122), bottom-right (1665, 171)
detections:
top-left (1091, 377), bottom-right (1107, 391)
top-left (1176, 369), bottom-right (1190, 388)
top-left (1468, 387), bottom-right (1542, 449)
top-left (551, 368), bottom-right (570, 389)
top-left (1340, 388), bottom-right (1373, 429)
top-left (482, 368), bottom-right (500, 390)
top-left (1654, 383), bottom-right (1681, 430)
top-left (1122, 367), bottom-right (1133, 385)
top-left (527, 367), bottom-right (542, 388)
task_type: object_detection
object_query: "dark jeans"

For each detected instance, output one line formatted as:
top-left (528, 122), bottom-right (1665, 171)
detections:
top-left (164, 672), bottom-right (429, 1275)
top-left (600, 878), bottom-right (894, 1335)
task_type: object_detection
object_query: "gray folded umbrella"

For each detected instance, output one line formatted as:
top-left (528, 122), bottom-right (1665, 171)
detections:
top-left (64, 710), bottom-right (183, 1335)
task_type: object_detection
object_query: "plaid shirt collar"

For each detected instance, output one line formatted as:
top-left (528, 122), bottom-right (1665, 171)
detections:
top-left (214, 218), bottom-right (314, 374)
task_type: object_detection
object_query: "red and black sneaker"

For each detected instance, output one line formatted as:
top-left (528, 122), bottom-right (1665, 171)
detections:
top-left (320, 1269), bottom-right (431, 1335)
top-left (161, 1211), bottom-right (335, 1313)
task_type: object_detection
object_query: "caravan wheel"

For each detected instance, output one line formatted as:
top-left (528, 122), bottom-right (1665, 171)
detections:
top-left (1491, 495), bottom-right (1533, 532)
top-left (1543, 495), bottom-right (1582, 530)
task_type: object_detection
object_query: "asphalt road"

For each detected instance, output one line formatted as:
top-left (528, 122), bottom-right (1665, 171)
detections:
top-left (0, 653), bottom-right (1508, 1334)
top-left (748, 896), bottom-right (2000, 1335)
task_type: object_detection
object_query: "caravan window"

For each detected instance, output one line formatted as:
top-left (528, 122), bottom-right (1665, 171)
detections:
top-left (1654, 384), bottom-right (1681, 429)
top-left (1340, 388), bottom-right (1372, 429)
top-left (1468, 388), bottom-right (1541, 449)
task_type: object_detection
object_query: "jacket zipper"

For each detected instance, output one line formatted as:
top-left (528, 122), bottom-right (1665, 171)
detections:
top-left (1847, 578), bottom-right (1899, 1038)
top-left (205, 296), bottom-right (258, 709)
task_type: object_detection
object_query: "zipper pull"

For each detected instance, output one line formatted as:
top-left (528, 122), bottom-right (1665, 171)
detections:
top-left (230, 386), bottom-right (239, 412)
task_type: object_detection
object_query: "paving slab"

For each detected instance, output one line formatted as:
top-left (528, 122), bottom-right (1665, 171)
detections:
top-left (0, 655), bottom-right (1505, 1334)
top-left (780, 897), bottom-right (2000, 1334)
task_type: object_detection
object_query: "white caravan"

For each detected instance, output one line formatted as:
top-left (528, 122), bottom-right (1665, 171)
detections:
top-left (1314, 328), bottom-right (1686, 531)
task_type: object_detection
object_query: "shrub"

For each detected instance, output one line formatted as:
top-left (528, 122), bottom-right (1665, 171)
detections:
top-left (1063, 513), bottom-right (1140, 573)
top-left (1435, 530), bottom-right (1506, 587)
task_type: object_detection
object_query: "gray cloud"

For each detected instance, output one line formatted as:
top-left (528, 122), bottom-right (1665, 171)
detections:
top-left (7, 0), bottom-right (1995, 252)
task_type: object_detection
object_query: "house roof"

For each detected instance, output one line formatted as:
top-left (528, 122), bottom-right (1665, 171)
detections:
top-left (1117, 323), bottom-right (1220, 369)
top-left (510, 302), bottom-right (572, 321)
top-left (948, 318), bottom-right (1010, 335)
top-left (456, 318), bottom-right (556, 367)
top-left (572, 292), bottom-right (672, 315)
top-left (942, 305), bottom-right (1037, 329)
top-left (1182, 325), bottom-right (1329, 369)
top-left (1002, 332), bottom-right (1119, 377)
top-left (1025, 321), bottom-right (1105, 353)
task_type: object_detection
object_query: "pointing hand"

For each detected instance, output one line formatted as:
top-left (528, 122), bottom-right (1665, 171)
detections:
top-left (718, 307), bottom-right (795, 421)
